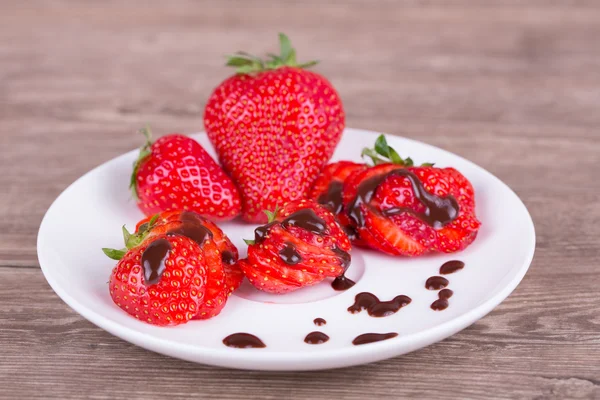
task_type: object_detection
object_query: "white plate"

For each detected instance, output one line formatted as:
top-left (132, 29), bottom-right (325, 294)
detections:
top-left (37, 128), bottom-right (535, 371)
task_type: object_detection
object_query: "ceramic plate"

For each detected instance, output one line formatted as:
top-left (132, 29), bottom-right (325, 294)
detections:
top-left (37, 128), bottom-right (535, 371)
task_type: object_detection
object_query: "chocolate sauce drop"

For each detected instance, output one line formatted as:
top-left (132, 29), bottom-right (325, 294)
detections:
top-left (317, 181), bottom-right (344, 214)
top-left (331, 246), bottom-right (351, 269)
top-left (331, 275), bottom-right (356, 291)
top-left (347, 169), bottom-right (459, 229)
top-left (304, 331), bottom-right (330, 344)
top-left (141, 238), bottom-right (171, 285)
top-left (279, 242), bottom-right (302, 265)
top-left (313, 318), bottom-right (327, 326)
top-left (439, 260), bottom-right (465, 275)
top-left (348, 292), bottom-right (411, 317)
top-left (222, 333), bottom-right (266, 348)
top-left (253, 221), bottom-right (276, 244)
top-left (352, 332), bottom-right (398, 345)
top-left (425, 276), bottom-right (449, 290)
top-left (282, 208), bottom-right (328, 235)
top-left (438, 288), bottom-right (453, 300)
top-left (168, 221), bottom-right (213, 245)
top-left (431, 298), bottom-right (449, 311)
top-left (221, 250), bottom-right (236, 265)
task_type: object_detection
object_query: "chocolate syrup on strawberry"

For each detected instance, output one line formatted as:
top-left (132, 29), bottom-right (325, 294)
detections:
top-left (348, 292), bottom-right (412, 317)
top-left (141, 238), bottom-right (171, 285)
top-left (222, 333), bottom-right (266, 348)
top-left (425, 276), bottom-right (449, 290)
top-left (279, 242), bottom-right (302, 265)
top-left (221, 250), bottom-right (237, 265)
top-left (352, 332), bottom-right (398, 345)
top-left (348, 169), bottom-right (459, 229)
top-left (318, 180), bottom-right (344, 214)
top-left (331, 275), bottom-right (356, 291)
top-left (168, 212), bottom-right (213, 245)
top-left (440, 260), bottom-right (465, 275)
top-left (253, 222), bottom-right (276, 244)
top-left (282, 209), bottom-right (328, 235)
top-left (331, 246), bottom-right (351, 269)
top-left (314, 318), bottom-right (327, 326)
top-left (304, 331), bottom-right (330, 344)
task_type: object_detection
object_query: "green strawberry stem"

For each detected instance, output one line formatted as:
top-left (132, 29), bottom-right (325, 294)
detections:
top-left (225, 33), bottom-right (318, 74)
top-left (102, 214), bottom-right (159, 260)
top-left (130, 125), bottom-right (153, 200)
top-left (361, 135), bottom-right (434, 167)
top-left (243, 206), bottom-right (279, 245)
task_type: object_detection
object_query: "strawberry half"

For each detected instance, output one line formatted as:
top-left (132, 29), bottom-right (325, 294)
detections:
top-left (239, 199), bottom-right (352, 293)
top-left (204, 34), bottom-right (345, 223)
top-left (131, 127), bottom-right (241, 221)
top-left (342, 135), bottom-right (481, 256)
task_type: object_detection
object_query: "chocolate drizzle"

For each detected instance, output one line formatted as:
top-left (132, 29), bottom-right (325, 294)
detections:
top-left (440, 260), bottom-right (465, 275)
top-left (304, 331), bottom-right (330, 344)
top-left (313, 318), bottom-right (327, 326)
top-left (348, 292), bottom-right (411, 317)
top-left (282, 208), bottom-right (328, 235)
top-left (253, 222), bottom-right (276, 244)
top-left (352, 332), bottom-right (398, 345)
top-left (317, 180), bottom-right (344, 214)
top-left (279, 242), bottom-right (302, 265)
top-left (347, 169), bottom-right (459, 229)
top-left (141, 238), bottom-right (171, 285)
top-left (431, 288), bottom-right (453, 311)
top-left (168, 212), bottom-right (213, 245)
top-left (438, 288), bottom-right (453, 299)
top-left (221, 250), bottom-right (236, 265)
top-left (425, 276), bottom-right (449, 290)
top-left (331, 275), bottom-right (355, 291)
top-left (222, 333), bottom-right (266, 348)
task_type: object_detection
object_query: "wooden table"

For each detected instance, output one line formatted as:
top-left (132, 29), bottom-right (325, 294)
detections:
top-left (2, 1), bottom-right (599, 398)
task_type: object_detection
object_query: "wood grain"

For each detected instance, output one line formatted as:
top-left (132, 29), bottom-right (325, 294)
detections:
top-left (1, 1), bottom-right (599, 398)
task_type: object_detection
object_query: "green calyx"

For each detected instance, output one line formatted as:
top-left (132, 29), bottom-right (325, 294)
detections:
top-left (361, 134), bottom-right (434, 167)
top-left (102, 214), bottom-right (159, 260)
top-left (243, 206), bottom-right (279, 246)
top-left (130, 125), bottom-right (153, 201)
top-left (225, 33), bottom-right (318, 74)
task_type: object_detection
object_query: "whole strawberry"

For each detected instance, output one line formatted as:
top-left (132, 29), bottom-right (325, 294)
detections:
top-left (342, 135), bottom-right (481, 256)
top-left (204, 34), bottom-right (345, 223)
top-left (131, 127), bottom-right (241, 221)
top-left (238, 199), bottom-right (352, 294)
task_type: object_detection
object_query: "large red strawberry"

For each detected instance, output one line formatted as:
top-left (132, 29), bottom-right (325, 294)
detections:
top-left (204, 34), bottom-right (345, 223)
top-left (131, 127), bottom-right (241, 221)
top-left (239, 199), bottom-right (352, 293)
top-left (342, 135), bottom-right (480, 256)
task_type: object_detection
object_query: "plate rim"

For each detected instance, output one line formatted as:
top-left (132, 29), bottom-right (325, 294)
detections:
top-left (37, 128), bottom-right (536, 370)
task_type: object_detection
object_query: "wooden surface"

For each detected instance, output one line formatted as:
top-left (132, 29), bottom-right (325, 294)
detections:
top-left (1, 1), bottom-right (600, 398)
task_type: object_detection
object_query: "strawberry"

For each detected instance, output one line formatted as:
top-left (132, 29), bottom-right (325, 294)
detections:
top-left (341, 135), bottom-right (480, 256)
top-left (131, 127), bottom-right (241, 221)
top-left (103, 211), bottom-right (242, 325)
top-left (204, 34), bottom-right (345, 223)
top-left (239, 199), bottom-right (351, 293)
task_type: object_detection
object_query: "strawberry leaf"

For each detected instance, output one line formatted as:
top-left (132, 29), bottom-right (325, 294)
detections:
top-left (102, 248), bottom-right (127, 261)
top-left (263, 205), bottom-right (279, 223)
top-left (130, 125), bottom-right (153, 201)
top-left (363, 134), bottom-right (432, 167)
top-left (243, 239), bottom-right (255, 246)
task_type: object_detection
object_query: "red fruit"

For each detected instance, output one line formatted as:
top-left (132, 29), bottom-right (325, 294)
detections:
top-left (131, 128), bottom-right (241, 221)
top-left (107, 234), bottom-right (208, 326)
top-left (342, 135), bottom-right (480, 256)
top-left (240, 199), bottom-right (351, 293)
top-left (204, 34), bottom-right (345, 223)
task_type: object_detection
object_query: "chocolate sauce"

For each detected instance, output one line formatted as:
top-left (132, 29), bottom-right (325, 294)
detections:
top-left (282, 208), bottom-right (328, 235)
top-left (331, 275), bottom-right (356, 291)
top-left (141, 238), bottom-right (171, 285)
top-left (347, 169), bottom-right (459, 229)
top-left (222, 333), bottom-right (266, 348)
top-left (343, 224), bottom-right (359, 241)
top-left (168, 220), bottom-right (213, 245)
top-left (431, 298), bottom-right (449, 311)
top-left (352, 332), bottom-right (398, 345)
top-left (221, 250), bottom-right (236, 265)
top-left (313, 318), bottom-right (327, 326)
top-left (279, 242), bottom-right (302, 265)
top-left (348, 292), bottom-right (411, 317)
top-left (438, 288), bottom-right (453, 300)
top-left (440, 260), bottom-right (464, 275)
top-left (304, 331), bottom-right (330, 344)
top-left (253, 221), bottom-right (276, 244)
top-left (317, 181), bottom-right (344, 214)
top-left (331, 246), bottom-right (351, 269)
top-left (425, 276), bottom-right (449, 290)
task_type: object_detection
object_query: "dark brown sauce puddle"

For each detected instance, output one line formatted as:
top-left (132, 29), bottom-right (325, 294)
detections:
top-left (317, 180), bottom-right (344, 214)
top-left (440, 260), bottom-right (464, 275)
top-left (304, 331), bottom-right (330, 344)
top-left (353, 332), bottom-right (398, 345)
top-left (431, 288), bottom-right (454, 311)
top-left (279, 242), bottom-right (302, 265)
top-left (348, 292), bottom-right (412, 317)
top-left (141, 238), bottom-right (171, 285)
top-left (222, 333), bottom-right (266, 348)
top-left (331, 275), bottom-right (355, 291)
top-left (425, 276), bottom-right (449, 290)
top-left (313, 318), bottom-right (326, 326)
